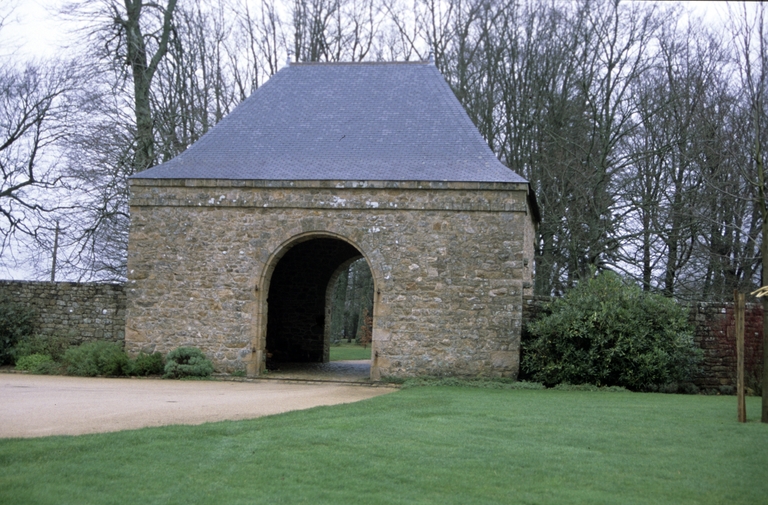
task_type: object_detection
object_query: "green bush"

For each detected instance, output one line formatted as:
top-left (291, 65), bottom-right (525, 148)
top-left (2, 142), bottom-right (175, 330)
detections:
top-left (12, 333), bottom-right (71, 362)
top-left (163, 347), bottom-right (214, 379)
top-left (15, 353), bottom-right (54, 373)
top-left (35, 360), bottom-right (65, 375)
top-left (133, 352), bottom-right (165, 376)
top-left (522, 271), bottom-right (701, 391)
top-left (0, 295), bottom-right (36, 365)
top-left (63, 341), bottom-right (133, 377)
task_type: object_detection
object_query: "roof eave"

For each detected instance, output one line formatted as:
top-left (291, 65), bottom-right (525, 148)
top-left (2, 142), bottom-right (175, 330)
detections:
top-left (128, 178), bottom-right (530, 191)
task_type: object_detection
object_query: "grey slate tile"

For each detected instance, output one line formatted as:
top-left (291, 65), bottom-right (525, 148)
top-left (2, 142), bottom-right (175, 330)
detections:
top-left (133, 61), bottom-right (527, 184)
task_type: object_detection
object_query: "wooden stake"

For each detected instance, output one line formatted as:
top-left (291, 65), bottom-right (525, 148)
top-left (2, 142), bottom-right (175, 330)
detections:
top-left (735, 290), bottom-right (746, 423)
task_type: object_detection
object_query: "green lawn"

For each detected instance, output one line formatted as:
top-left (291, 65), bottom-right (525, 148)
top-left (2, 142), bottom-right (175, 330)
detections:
top-left (1, 387), bottom-right (766, 505)
top-left (329, 341), bottom-right (371, 361)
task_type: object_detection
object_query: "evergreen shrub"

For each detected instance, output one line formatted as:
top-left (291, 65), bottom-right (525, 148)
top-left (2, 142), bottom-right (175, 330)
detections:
top-left (522, 271), bottom-right (701, 391)
top-left (64, 341), bottom-right (133, 377)
top-left (13, 333), bottom-right (71, 362)
top-left (133, 351), bottom-right (165, 376)
top-left (0, 294), bottom-right (36, 365)
top-left (163, 347), bottom-right (214, 379)
top-left (15, 353), bottom-right (54, 373)
top-left (34, 359), bottom-right (65, 375)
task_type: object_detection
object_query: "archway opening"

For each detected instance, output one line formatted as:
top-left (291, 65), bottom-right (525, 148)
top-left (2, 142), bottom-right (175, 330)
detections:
top-left (265, 237), bottom-right (373, 370)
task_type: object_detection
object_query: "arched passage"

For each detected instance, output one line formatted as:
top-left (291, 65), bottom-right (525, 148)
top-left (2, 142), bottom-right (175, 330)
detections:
top-left (263, 236), bottom-right (372, 368)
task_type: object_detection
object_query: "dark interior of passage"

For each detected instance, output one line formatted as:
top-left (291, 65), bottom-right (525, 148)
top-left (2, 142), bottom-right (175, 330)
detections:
top-left (266, 238), bottom-right (361, 365)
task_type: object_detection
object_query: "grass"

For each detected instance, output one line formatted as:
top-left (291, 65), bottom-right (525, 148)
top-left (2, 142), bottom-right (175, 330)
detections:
top-left (329, 341), bottom-right (371, 361)
top-left (1, 388), bottom-right (766, 504)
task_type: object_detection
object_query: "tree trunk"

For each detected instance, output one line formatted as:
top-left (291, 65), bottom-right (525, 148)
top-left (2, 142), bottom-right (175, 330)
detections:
top-left (123, 0), bottom-right (178, 172)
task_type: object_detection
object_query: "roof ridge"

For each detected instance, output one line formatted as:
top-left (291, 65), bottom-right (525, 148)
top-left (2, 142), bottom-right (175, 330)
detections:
top-left (290, 60), bottom-right (430, 66)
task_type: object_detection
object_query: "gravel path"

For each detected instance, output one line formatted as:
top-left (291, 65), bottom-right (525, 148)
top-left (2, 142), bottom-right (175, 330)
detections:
top-left (0, 374), bottom-right (394, 438)
top-left (264, 360), bottom-right (372, 380)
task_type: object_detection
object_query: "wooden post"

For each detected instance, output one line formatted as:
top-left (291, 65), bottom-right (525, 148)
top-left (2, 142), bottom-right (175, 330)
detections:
top-left (735, 290), bottom-right (746, 423)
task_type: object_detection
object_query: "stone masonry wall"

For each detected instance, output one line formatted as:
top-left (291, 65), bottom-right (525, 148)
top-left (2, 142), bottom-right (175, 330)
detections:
top-left (2, 277), bottom-right (760, 389)
top-left (522, 296), bottom-right (764, 393)
top-left (0, 280), bottom-right (126, 344)
top-left (127, 179), bottom-right (537, 377)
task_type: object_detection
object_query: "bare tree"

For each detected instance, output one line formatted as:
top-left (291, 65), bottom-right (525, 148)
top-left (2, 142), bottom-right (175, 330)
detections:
top-left (53, 0), bottom-right (182, 279)
top-left (0, 59), bottom-right (76, 258)
top-left (292, 0), bottom-right (338, 62)
top-left (729, 2), bottom-right (768, 422)
top-left (66, 0), bottom-right (178, 172)
top-left (119, 0), bottom-right (178, 171)
top-left (699, 104), bottom-right (761, 299)
top-left (233, 0), bottom-right (287, 91)
top-left (12, 0), bottom-right (757, 302)
top-left (152, 0), bottom-right (242, 163)
top-left (56, 77), bottom-right (136, 280)
top-left (291, 0), bottom-right (383, 62)
top-left (621, 17), bottom-right (733, 297)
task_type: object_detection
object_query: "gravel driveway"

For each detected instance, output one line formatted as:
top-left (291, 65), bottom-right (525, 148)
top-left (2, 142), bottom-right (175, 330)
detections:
top-left (0, 374), bottom-right (394, 438)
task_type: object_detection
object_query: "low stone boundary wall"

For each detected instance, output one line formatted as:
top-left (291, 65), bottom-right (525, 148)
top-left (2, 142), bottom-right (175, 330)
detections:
top-left (1, 280), bottom-right (762, 392)
top-left (0, 281), bottom-right (126, 344)
top-left (523, 296), bottom-right (764, 393)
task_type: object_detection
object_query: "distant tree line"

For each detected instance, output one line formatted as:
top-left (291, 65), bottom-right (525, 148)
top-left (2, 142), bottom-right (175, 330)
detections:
top-left (329, 258), bottom-right (373, 344)
top-left (1, 0), bottom-right (768, 303)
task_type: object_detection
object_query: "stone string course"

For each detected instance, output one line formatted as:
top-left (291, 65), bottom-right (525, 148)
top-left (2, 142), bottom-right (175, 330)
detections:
top-left (0, 281), bottom-right (125, 344)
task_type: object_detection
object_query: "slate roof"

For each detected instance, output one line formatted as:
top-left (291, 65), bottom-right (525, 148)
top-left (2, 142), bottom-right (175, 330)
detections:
top-left (133, 61), bottom-right (527, 183)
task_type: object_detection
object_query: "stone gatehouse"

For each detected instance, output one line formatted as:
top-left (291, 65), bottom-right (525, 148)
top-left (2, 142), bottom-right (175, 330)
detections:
top-left (126, 61), bottom-right (539, 379)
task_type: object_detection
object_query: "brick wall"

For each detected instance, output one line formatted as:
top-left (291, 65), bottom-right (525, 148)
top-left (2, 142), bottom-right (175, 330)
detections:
top-left (0, 281), bottom-right (126, 344)
top-left (522, 296), bottom-right (764, 393)
top-left (690, 302), bottom-right (764, 393)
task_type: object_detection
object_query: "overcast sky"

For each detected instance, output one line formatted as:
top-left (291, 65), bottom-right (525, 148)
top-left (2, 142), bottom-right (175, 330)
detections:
top-left (0, 0), bottom-right (68, 59)
top-left (0, 1), bottom-right (736, 62)
top-left (0, 0), bottom-right (749, 281)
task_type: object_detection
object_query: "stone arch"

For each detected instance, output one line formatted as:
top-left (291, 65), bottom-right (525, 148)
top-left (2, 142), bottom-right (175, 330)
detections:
top-left (250, 231), bottom-right (381, 378)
